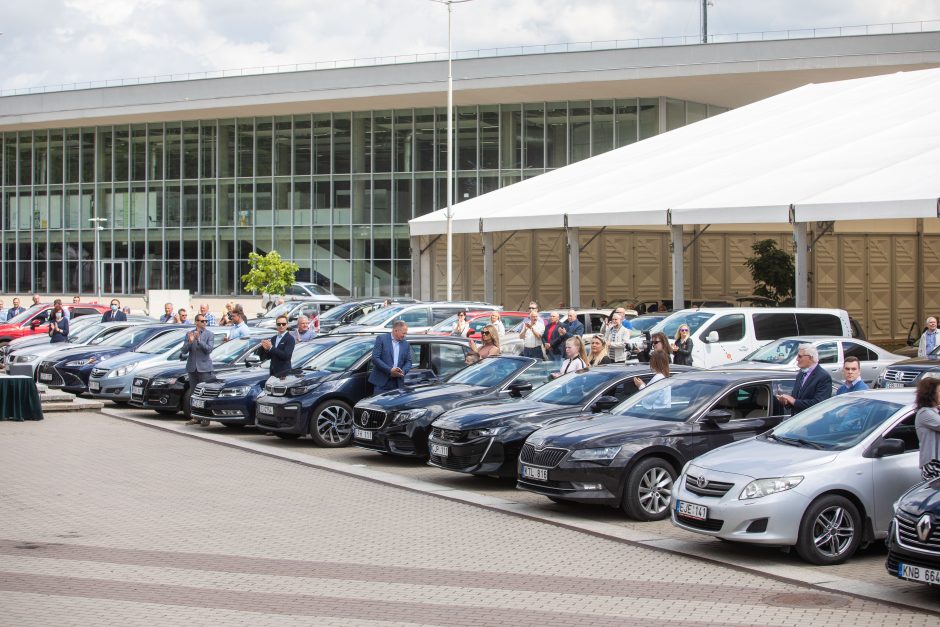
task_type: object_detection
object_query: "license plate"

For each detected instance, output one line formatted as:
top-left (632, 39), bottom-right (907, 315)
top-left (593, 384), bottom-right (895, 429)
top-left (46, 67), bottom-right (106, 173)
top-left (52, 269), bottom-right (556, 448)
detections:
top-left (898, 562), bottom-right (940, 584)
top-left (886, 382), bottom-right (905, 389)
top-left (522, 465), bottom-right (548, 481)
top-left (191, 398), bottom-right (205, 409)
top-left (89, 381), bottom-right (100, 391)
top-left (39, 373), bottom-right (52, 381)
top-left (132, 386), bottom-right (143, 395)
top-left (354, 428), bottom-right (372, 441)
top-left (676, 500), bottom-right (708, 521)
top-left (430, 443), bottom-right (448, 457)
top-left (258, 404), bottom-right (273, 415)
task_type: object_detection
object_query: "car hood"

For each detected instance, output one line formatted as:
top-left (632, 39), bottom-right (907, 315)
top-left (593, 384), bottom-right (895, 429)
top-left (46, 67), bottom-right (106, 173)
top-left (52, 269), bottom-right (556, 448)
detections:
top-left (724, 361), bottom-right (796, 371)
top-left (690, 437), bottom-right (839, 478)
top-left (97, 350), bottom-right (161, 370)
top-left (889, 356), bottom-right (940, 368)
top-left (434, 400), bottom-right (569, 430)
top-left (50, 345), bottom-right (127, 363)
top-left (529, 414), bottom-right (687, 448)
top-left (364, 384), bottom-right (485, 410)
top-left (135, 363), bottom-right (188, 380)
top-left (213, 367), bottom-right (274, 386)
top-left (7, 335), bottom-right (51, 351)
top-left (329, 324), bottom-right (373, 334)
top-left (18, 343), bottom-right (72, 359)
top-left (897, 478), bottom-right (940, 514)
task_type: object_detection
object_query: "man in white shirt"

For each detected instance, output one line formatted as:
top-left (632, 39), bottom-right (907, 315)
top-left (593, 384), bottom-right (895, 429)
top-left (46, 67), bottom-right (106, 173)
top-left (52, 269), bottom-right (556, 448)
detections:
top-left (520, 308), bottom-right (545, 360)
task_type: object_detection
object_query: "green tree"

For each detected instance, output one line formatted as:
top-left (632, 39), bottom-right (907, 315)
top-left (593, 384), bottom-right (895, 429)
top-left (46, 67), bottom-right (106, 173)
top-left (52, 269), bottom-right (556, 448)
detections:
top-left (241, 251), bottom-right (298, 296)
top-left (744, 239), bottom-right (794, 303)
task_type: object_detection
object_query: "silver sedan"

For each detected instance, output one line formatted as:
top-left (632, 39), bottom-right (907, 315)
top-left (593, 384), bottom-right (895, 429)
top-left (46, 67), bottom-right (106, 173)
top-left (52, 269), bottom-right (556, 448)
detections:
top-left (724, 335), bottom-right (904, 383)
top-left (671, 389), bottom-right (919, 565)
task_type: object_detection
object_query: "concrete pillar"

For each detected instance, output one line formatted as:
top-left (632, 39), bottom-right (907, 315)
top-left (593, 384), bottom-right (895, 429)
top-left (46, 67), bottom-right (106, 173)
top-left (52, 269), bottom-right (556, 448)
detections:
top-left (794, 222), bottom-right (809, 307)
top-left (671, 224), bottom-right (685, 309)
top-left (567, 227), bottom-right (581, 308)
top-left (482, 232), bottom-right (495, 305)
top-left (410, 235), bottom-right (421, 299)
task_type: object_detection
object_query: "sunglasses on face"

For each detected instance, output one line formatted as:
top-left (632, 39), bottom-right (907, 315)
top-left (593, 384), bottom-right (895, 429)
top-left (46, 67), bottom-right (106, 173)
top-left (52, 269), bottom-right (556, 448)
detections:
top-left (652, 340), bottom-right (662, 345)
top-left (481, 331), bottom-right (490, 336)
top-left (195, 318), bottom-right (206, 323)
top-left (276, 322), bottom-right (288, 327)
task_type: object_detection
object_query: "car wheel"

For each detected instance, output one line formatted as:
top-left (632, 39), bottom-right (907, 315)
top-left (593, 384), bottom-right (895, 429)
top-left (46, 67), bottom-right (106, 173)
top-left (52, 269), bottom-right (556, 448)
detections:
top-left (309, 399), bottom-right (354, 447)
top-left (155, 409), bottom-right (177, 416)
top-left (795, 495), bottom-right (862, 565)
top-left (622, 457), bottom-right (676, 521)
top-left (274, 432), bottom-right (301, 440)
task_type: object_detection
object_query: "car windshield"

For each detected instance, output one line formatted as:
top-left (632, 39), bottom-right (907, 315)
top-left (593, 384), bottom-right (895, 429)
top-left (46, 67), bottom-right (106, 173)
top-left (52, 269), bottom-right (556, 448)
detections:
top-left (6, 305), bottom-right (46, 324)
top-left (446, 357), bottom-right (528, 388)
top-left (356, 304), bottom-right (408, 326)
top-left (298, 284), bottom-right (332, 296)
top-left (745, 339), bottom-right (802, 364)
top-left (137, 329), bottom-right (188, 354)
top-left (262, 302), bottom-right (300, 319)
top-left (630, 317), bottom-right (663, 333)
top-left (292, 337), bottom-right (344, 366)
top-left (526, 370), bottom-right (618, 406)
top-left (303, 338), bottom-right (375, 373)
top-left (429, 314), bottom-right (461, 334)
top-left (651, 311), bottom-right (715, 338)
top-left (209, 336), bottom-right (263, 364)
top-left (70, 323), bottom-right (112, 344)
top-left (99, 325), bottom-right (163, 348)
top-left (612, 378), bottom-right (725, 422)
top-left (767, 396), bottom-right (904, 451)
top-left (319, 301), bottom-right (362, 321)
top-left (509, 312), bottom-right (550, 334)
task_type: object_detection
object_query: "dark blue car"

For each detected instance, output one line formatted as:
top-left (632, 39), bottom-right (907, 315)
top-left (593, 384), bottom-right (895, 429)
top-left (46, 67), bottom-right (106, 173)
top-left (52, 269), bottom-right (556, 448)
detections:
top-left (37, 324), bottom-right (185, 394)
top-left (886, 479), bottom-right (940, 587)
top-left (255, 335), bottom-right (472, 446)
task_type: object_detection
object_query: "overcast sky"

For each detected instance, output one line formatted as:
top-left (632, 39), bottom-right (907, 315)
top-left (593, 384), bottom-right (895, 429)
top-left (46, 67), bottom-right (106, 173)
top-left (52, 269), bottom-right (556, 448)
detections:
top-left (1, 0), bottom-right (937, 91)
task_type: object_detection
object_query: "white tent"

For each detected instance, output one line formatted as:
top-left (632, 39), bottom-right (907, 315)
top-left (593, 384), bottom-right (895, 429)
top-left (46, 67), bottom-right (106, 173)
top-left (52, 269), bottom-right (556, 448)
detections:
top-left (409, 67), bottom-right (940, 305)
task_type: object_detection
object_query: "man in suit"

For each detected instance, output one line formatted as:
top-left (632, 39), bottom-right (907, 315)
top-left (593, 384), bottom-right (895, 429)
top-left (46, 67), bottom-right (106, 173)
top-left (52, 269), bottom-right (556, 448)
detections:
top-left (368, 320), bottom-right (412, 393)
top-left (544, 312), bottom-right (564, 361)
top-left (6, 297), bottom-right (25, 321)
top-left (101, 298), bottom-right (128, 323)
top-left (557, 309), bottom-right (585, 343)
top-left (259, 315), bottom-right (296, 377)
top-left (776, 344), bottom-right (832, 415)
top-left (182, 312), bottom-right (216, 426)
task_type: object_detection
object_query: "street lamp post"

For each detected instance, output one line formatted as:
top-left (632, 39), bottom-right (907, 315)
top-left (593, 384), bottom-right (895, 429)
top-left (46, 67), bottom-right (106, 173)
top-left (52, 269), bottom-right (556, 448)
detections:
top-left (89, 216), bottom-right (107, 303)
top-left (430, 0), bottom-right (474, 302)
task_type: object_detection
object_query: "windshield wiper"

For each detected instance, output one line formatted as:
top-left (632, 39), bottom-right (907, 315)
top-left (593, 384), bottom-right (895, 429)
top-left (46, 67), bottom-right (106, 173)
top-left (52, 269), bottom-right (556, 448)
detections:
top-left (769, 433), bottom-right (825, 449)
top-left (766, 433), bottom-right (799, 447)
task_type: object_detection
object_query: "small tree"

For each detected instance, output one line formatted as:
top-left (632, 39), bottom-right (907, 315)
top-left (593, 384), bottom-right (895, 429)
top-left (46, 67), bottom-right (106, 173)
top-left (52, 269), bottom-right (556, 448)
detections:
top-left (744, 239), bottom-right (794, 303)
top-left (241, 251), bottom-right (299, 296)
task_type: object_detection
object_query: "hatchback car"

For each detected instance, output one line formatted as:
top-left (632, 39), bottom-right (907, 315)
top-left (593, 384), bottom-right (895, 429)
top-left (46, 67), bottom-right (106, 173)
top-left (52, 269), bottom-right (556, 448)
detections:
top-left (331, 302), bottom-right (499, 335)
top-left (2, 314), bottom-right (105, 369)
top-left (516, 370), bottom-right (797, 520)
top-left (255, 335), bottom-right (473, 446)
top-left (426, 311), bottom-right (529, 341)
top-left (428, 364), bottom-right (697, 478)
top-left (0, 303), bottom-right (110, 344)
top-left (353, 356), bottom-right (558, 458)
top-left (671, 389), bottom-right (920, 565)
top-left (317, 298), bottom-right (418, 334)
top-left (262, 282), bottom-right (342, 311)
top-left (7, 320), bottom-right (147, 378)
top-left (886, 479), bottom-right (940, 586)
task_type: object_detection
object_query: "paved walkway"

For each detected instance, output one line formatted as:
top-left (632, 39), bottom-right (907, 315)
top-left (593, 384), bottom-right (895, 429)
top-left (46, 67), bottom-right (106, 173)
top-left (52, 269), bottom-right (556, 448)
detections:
top-left (0, 412), bottom-right (936, 626)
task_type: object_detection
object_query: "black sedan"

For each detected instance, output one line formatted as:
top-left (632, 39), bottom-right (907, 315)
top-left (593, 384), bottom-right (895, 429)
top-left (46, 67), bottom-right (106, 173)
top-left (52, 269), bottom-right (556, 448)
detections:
top-left (886, 479), bottom-right (940, 586)
top-left (129, 329), bottom-right (271, 415)
top-left (429, 364), bottom-right (697, 478)
top-left (353, 356), bottom-right (558, 459)
top-left (255, 335), bottom-right (473, 446)
top-left (516, 370), bottom-right (797, 521)
top-left (874, 346), bottom-right (940, 389)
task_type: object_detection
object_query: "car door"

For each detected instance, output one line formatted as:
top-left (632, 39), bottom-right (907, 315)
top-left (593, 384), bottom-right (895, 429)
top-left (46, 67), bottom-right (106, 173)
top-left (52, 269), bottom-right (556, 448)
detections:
top-left (692, 383), bottom-right (782, 457)
top-left (841, 340), bottom-right (882, 384)
top-left (869, 412), bottom-right (921, 533)
top-left (816, 341), bottom-right (841, 381)
top-left (698, 314), bottom-right (749, 368)
top-left (428, 342), bottom-right (471, 378)
top-left (394, 307), bottom-right (431, 331)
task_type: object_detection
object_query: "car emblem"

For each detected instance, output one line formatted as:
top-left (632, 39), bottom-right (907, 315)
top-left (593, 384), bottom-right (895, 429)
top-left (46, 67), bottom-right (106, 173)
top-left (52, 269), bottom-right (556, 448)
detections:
top-left (695, 475), bottom-right (708, 489)
top-left (917, 514), bottom-right (933, 542)
top-left (359, 410), bottom-right (370, 426)
top-left (530, 439), bottom-right (545, 450)
top-left (894, 371), bottom-right (903, 382)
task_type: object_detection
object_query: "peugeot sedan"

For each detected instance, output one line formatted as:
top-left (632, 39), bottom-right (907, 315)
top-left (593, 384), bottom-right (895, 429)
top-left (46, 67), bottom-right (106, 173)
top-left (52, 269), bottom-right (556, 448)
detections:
top-left (516, 371), bottom-right (796, 521)
top-left (671, 389), bottom-right (919, 565)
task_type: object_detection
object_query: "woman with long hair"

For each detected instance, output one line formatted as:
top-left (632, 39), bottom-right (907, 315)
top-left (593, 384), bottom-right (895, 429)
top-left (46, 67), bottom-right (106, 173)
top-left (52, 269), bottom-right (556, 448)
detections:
top-left (552, 336), bottom-right (588, 379)
top-left (915, 376), bottom-right (940, 481)
top-left (451, 310), bottom-right (470, 337)
top-left (588, 335), bottom-right (612, 367)
top-left (48, 304), bottom-right (69, 343)
top-left (640, 331), bottom-right (673, 363)
top-left (466, 324), bottom-right (501, 364)
top-left (634, 349), bottom-right (670, 389)
top-left (672, 325), bottom-right (693, 366)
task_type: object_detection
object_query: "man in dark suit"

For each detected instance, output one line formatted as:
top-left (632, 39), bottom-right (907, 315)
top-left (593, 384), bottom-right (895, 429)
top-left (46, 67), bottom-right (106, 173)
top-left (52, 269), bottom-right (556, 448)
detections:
top-left (544, 312), bottom-right (564, 361)
top-left (259, 315), bottom-right (296, 377)
top-left (776, 344), bottom-right (832, 415)
top-left (368, 320), bottom-right (412, 393)
top-left (6, 297), bottom-right (25, 320)
top-left (182, 312), bottom-right (216, 426)
top-left (556, 309), bottom-right (585, 343)
top-left (101, 298), bottom-right (128, 322)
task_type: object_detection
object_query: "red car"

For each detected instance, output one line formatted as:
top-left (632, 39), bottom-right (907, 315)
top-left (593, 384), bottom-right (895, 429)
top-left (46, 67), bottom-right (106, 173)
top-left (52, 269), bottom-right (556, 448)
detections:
top-left (426, 310), bottom-right (529, 340)
top-left (0, 303), bottom-right (110, 344)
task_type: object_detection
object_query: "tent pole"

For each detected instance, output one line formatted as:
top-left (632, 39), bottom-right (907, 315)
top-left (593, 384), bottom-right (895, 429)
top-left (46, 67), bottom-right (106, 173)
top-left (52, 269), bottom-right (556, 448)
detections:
top-left (567, 227), bottom-right (581, 308)
top-left (410, 235), bottom-right (421, 299)
top-left (794, 222), bottom-right (809, 307)
top-left (671, 224), bottom-right (685, 309)
top-left (483, 232), bottom-right (494, 305)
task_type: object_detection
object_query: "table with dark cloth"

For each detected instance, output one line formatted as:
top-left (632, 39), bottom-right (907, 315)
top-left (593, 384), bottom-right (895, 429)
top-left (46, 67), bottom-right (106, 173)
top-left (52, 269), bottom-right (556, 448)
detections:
top-left (0, 375), bottom-right (44, 421)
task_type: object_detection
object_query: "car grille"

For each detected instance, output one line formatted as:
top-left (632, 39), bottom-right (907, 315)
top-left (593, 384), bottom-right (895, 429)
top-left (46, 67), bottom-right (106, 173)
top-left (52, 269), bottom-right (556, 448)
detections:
top-left (882, 369), bottom-right (920, 384)
top-left (265, 382), bottom-right (288, 396)
top-left (684, 475), bottom-right (735, 498)
top-left (519, 443), bottom-right (568, 468)
top-left (193, 384), bottom-right (221, 399)
top-left (676, 513), bottom-right (724, 532)
top-left (431, 427), bottom-right (467, 443)
top-left (895, 510), bottom-right (940, 554)
top-left (430, 452), bottom-right (481, 470)
top-left (37, 362), bottom-right (65, 387)
top-left (355, 408), bottom-right (387, 429)
top-left (91, 367), bottom-right (109, 378)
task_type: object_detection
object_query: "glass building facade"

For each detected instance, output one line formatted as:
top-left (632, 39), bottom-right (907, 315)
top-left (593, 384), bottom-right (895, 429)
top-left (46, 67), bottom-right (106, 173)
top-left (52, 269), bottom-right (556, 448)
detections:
top-left (0, 96), bottom-right (725, 297)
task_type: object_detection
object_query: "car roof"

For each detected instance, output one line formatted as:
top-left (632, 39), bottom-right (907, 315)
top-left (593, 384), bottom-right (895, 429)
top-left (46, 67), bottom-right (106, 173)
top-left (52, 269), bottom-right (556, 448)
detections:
top-left (669, 369), bottom-right (801, 384)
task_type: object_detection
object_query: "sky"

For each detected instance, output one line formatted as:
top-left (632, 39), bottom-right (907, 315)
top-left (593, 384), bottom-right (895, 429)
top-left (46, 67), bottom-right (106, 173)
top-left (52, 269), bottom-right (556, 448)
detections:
top-left (1, 0), bottom-right (937, 92)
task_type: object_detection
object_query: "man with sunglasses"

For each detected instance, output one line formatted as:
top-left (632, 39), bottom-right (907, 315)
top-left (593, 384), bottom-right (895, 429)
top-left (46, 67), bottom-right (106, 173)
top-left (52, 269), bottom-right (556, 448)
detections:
top-left (182, 313), bottom-right (216, 426)
top-left (259, 315), bottom-right (296, 377)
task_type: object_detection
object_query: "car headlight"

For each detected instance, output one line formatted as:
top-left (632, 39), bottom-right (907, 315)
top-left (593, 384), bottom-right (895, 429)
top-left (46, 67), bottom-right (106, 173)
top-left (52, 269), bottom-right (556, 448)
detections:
top-left (288, 383), bottom-right (319, 396)
top-left (468, 426), bottom-right (505, 438)
top-left (151, 376), bottom-right (180, 387)
top-left (15, 354), bottom-right (39, 363)
top-left (739, 476), bottom-right (804, 500)
top-left (219, 386), bottom-right (251, 397)
top-left (393, 408), bottom-right (432, 424)
top-left (107, 362), bottom-right (139, 378)
top-left (569, 446), bottom-right (622, 461)
top-left (64, 357), bottom-right (96, 367)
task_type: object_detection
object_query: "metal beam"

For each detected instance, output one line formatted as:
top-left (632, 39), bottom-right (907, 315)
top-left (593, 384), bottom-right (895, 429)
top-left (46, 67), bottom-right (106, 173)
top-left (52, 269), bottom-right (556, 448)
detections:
top-left (493, 231), bottom-right (518, 254)
top-left (482, 232), bottom-right (495, 305)
top-left (683, 224), bottom-right (710, 252)
top-left (578, 226), bottom-right (606, 253)
top-left (793, 221), bottom-right (809, 307)
top-left (671, 225), bottom-right (685, 310)
top-left (567, 227), bottom-right (581, 308)
top-left (420, 234), bottom-right (442, 256)
top-left (809, 221), bottom-right (835, 251)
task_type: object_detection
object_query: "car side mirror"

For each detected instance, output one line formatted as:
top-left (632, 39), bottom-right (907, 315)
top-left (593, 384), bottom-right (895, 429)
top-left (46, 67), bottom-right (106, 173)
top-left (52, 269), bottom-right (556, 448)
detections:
top-left (591, 395), bottom-right (620, 413)
top-left (906, 322), bottom-right (919, 346)
top-left (705, 331), bottom-right (719, 344)
top-left (256, 313), bottom-right (263, 318)
top-left (31, 319), bottom-right (42, 328)
top-left (245, 354), bottom-right (261, 366)
top-left (404, 369), bottom-right (436, 386)
top-left (869, 437), bottom-right (906, 458)
top-left (508, 381), bottom-right (533, 398)
top-left (703, 409), bottom-right (733, 424)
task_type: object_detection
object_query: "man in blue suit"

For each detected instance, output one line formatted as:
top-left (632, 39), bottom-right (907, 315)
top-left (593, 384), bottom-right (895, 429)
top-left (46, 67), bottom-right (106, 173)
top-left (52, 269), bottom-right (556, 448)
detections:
top-left (182, 312), bottom-right (216, 426)
top-left (776, 344), bottom-right (832, 415)
top-left (556, 309), bottom-right (585, 344)
top-left (368, 320), bottom-right (412, 393)
top-left (101, 298), bottom-right (128, 322)
top-left (259, 315), bottom-right (296, 377)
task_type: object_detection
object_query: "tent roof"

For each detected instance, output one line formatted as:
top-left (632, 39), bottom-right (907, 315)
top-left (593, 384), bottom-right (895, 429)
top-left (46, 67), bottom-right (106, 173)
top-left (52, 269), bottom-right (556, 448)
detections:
top-left (409, 68), bottom-right (940, 236)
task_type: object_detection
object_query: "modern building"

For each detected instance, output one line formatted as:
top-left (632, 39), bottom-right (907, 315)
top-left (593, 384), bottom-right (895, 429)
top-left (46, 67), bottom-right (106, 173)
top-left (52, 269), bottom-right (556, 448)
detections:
top-left (1, 29), bottom-right (939, 336)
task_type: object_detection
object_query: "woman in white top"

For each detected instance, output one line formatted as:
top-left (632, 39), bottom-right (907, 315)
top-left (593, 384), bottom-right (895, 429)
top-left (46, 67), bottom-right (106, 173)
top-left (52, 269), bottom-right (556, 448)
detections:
top-left (488, 311), bottom-right (505, 336)
top-left (451, 311), bottom-right (470, 337)
top-left (552, 336), bottom-right (588, 379)
top-left (634, 349), bottom-right (670, 389)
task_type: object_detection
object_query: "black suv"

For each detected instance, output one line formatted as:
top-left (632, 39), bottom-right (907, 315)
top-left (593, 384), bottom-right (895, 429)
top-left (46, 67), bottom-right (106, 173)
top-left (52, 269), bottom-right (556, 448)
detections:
top-left (874, 347), bottom-right (940, 389)
top-left (255, 335), bottom-right (472, 446)
top-left (886, 479), bottom-right (940, 586)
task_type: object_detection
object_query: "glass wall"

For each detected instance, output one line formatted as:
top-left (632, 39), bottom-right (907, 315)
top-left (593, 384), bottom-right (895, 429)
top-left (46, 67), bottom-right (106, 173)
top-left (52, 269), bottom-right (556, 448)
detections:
top-left (0, 97), bottom-right (723, 297)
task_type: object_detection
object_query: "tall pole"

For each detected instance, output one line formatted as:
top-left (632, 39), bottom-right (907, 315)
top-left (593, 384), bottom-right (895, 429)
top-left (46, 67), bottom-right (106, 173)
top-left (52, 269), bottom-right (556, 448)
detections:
top-left (89, 215), bottom-right (107, 302)
top-left (701, 0), bottom-right (709, 44)
top-left (446, 1), bottom-right (454, 301)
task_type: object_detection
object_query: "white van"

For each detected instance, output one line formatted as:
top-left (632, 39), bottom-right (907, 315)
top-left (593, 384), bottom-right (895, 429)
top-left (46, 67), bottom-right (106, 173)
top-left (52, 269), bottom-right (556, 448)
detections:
top-left (644, 307), bottom-right (852, 369)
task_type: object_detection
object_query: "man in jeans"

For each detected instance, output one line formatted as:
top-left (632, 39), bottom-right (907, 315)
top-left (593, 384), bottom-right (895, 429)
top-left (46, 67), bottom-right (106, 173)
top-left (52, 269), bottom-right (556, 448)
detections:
top-left (182, 313), bottom-right (216, 426)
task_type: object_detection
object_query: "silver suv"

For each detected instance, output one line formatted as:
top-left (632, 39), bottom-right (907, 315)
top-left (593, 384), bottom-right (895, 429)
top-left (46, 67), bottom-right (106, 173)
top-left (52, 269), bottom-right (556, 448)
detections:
top-left (331, 301), bottom-right (499, 335)
top-left (262, 282), bottom-right (342, 311)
